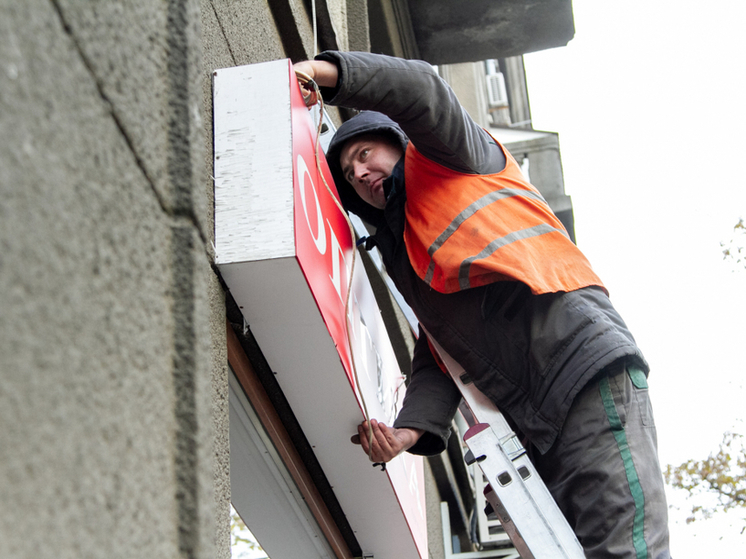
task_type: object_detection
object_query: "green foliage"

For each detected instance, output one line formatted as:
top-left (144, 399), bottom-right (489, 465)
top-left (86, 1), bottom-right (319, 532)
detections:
top-left (665, 432), bottom-right (746, 531)
top-left (231, 506), bottom-right (267, 557)
top-left (721, 218), bottom-right (746, 269)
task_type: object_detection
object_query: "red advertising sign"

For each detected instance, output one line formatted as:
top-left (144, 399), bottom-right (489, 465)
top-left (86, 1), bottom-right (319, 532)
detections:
top-left (287, 61), bottom-right (428, 558)
top-left (290, 77), bottom-right (355, 379)
top-left (214, 59), bottom-right (427, 559)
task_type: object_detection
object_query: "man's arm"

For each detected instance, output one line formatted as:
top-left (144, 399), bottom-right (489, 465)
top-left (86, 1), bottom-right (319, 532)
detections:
top-left (350, 333), bottom-right (461, 462)
top-left (293, 59), bottom-right (338, 89)
top-left (391, 331), bottom-right (463, 456)
top-left (295, 52), bottom-right (505, 175)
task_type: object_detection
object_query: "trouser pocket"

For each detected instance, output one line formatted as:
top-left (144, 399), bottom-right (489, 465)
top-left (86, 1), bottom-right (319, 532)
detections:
top-left (628, 365), bottom-right (653, 427)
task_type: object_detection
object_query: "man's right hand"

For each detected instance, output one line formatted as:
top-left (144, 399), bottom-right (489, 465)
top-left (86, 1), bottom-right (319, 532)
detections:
top-left (350, 419), bottom-right (423, 463)
top-left (293, 60), bottom-right (339, 89)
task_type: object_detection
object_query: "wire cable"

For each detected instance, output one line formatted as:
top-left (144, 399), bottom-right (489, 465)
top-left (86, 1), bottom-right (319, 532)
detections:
top-left (311, 0), bottom-right (318, 57)
top-left (294, 71), bottom-right (377, 464)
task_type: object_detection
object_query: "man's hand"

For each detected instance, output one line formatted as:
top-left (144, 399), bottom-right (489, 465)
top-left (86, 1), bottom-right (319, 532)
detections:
top-left (293, 60), bottom-right (339, 88)
top-left (350, 419), bottom-right (423, 463)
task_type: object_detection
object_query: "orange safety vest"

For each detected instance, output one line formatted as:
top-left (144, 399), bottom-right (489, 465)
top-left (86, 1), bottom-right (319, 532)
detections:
top-left (403, 140), bottom-right (605, 295)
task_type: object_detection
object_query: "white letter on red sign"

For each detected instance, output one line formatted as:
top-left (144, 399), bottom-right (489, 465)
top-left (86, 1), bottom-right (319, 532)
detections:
top-left (297, 154), bottom-right (326, 254)
top-left (327, 220), bottom-right (349, 303)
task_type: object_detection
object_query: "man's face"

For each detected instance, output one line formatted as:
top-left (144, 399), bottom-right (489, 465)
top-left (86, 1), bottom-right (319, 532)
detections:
top-left (339, 134), bottom-right (403, 210)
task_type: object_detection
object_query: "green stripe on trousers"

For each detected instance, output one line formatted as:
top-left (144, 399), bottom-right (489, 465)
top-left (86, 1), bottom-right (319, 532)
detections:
top-left (599, 376), bottom-right (648, 559)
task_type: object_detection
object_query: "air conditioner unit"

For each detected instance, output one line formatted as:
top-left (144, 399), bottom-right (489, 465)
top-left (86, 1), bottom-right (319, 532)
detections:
top-left (486, 72), bottom-right (508, 108)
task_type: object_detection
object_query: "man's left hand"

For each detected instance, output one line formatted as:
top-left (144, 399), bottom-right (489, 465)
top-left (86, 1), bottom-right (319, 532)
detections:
top-left (350, 419), bottom-right (423, 463)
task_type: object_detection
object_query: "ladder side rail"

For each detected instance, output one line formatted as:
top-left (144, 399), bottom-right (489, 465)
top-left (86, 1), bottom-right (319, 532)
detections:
top-left (464, 425), bottom-right (584, 559)
top-left (425, 333), bottom-right (585, 559)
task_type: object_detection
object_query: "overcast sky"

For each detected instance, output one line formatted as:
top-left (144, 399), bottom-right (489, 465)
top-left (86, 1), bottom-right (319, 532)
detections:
top-left (523, 1), bottom-right (746, 555)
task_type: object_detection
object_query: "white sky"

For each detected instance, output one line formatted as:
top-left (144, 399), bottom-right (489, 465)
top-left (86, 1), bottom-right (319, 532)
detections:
top-left (524, 1), bottom-right (746, 555)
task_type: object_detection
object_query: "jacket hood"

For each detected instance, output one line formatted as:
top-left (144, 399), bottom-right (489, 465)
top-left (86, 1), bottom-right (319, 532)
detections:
top-left (326, 111), bottom-right (409, 225)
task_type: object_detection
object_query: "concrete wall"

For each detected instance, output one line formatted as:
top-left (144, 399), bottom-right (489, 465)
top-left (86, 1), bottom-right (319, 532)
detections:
top-left (1, 1), bottom-right (216, 557)
top-left (199, 2), bottom-right (296, 556)
top-left (0, 0), bottom-right (359, 558)
top-left (196, 2), bottom-right (349, 551)
top-left (0, 1), bottom-right (457, 558)
top-left (439, 62), bottom-right (490, 129)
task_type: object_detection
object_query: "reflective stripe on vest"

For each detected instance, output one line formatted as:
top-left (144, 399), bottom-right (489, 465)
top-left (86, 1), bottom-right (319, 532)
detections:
top-left (403, 138), bottom-right (605, 295)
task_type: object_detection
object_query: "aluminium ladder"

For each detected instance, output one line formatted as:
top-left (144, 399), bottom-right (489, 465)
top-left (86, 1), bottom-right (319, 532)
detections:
top-left (426, 334), bottom-right (586, 559)
top-left (346, 210), bottom-right (585, 558)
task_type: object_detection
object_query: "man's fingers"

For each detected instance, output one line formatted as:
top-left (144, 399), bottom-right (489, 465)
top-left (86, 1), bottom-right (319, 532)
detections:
top-left (373, 422), bottom-right (394, 451)
top-left (371, 421), bottom-right (400, 462)
top-left (378, 422), bottom-right (399, 446)
top-left (354, 420), bottom-right (384, 461)
top-left (292, 61), bottom-right (315, 81)
top-left (357, 422), bottom-right (374, 454)
top-left (351, 419), bottom-right (405, 463)
top-left (352, 420), bottom-right (422, 463)
top-left (378, 423), bottom-right (407, 457)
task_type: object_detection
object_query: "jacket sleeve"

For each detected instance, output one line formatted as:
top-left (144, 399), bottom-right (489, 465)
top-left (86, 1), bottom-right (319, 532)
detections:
top-left (393, 328), bottom-right (462, 455)
top-left (315, 51), bottom-right (505, 175)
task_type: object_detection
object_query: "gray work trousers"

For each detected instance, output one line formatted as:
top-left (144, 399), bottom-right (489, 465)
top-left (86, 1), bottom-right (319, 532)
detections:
top-left (529, 360), bottom-right (671, 559)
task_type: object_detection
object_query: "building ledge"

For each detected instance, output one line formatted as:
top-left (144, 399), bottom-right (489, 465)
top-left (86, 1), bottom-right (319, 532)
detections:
top-left (369, 0), bottom-right (574, 64)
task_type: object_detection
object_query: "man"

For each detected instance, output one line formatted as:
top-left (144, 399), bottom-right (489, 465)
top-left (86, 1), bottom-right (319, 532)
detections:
top-left (294, 51), bottom-right (670, 558)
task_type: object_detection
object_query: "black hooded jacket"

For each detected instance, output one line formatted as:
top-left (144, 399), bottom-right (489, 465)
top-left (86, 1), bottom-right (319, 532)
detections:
top-left (316, 51), bottom-right (647, 455)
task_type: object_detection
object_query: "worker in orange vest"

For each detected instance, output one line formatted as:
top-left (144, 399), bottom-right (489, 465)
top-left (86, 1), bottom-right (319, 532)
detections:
top-left (295, 52), bottom-right (670, 559)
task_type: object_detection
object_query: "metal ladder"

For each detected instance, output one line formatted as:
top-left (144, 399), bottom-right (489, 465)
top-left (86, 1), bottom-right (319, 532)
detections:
top-left (346, 214), bottom-right (585, 558)
top-left (426, 335), bottom-right (586, 559)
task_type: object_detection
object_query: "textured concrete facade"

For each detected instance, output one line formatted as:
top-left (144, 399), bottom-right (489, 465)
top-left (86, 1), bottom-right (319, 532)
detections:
top-left (0, 0), bottom-right (349, 557)
top-left (1, 1), bottom-right (215, 557)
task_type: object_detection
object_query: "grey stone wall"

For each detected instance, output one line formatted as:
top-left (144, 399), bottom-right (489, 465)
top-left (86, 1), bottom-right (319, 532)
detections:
top-left (1, 1), bottom-right (217, 557)
top-left (1, 1), bottom-right (452, 558)
top-left (198, 1), bottom-right (300, 555)
top-left (197, 0), bottom-right (353, 546)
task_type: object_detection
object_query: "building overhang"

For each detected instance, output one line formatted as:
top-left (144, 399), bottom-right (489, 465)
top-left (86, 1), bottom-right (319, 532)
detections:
top-left (369, 0), bottom-right (575, 64)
